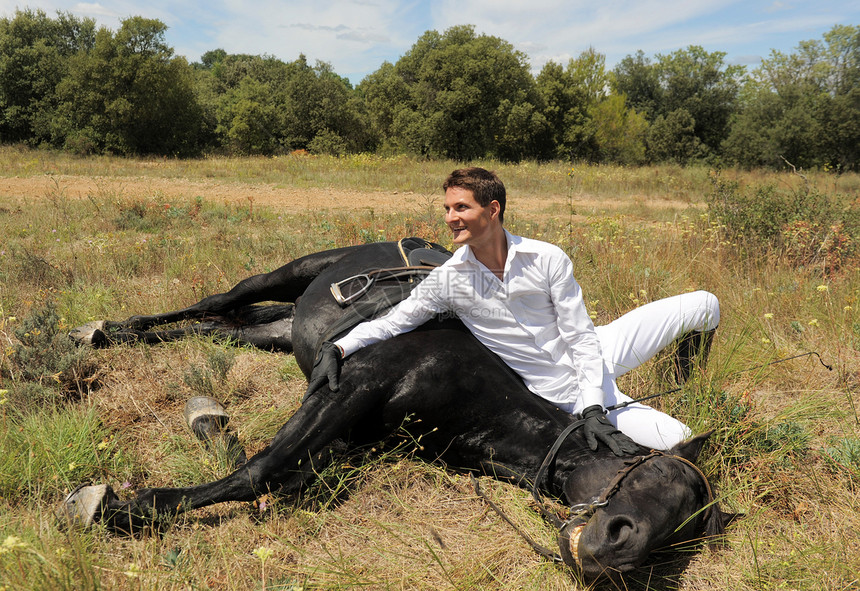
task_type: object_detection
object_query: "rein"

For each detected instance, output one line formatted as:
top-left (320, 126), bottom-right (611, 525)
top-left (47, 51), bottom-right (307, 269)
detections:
top-left (604, 350), bottom-right (832, 413)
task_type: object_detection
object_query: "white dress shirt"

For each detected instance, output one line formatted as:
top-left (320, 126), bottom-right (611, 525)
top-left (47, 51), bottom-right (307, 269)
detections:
top-left (335, 230), bottom-right (606, 410)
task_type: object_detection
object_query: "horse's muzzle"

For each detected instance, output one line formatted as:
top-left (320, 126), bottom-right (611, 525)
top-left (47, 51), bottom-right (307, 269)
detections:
top-left (557, 518), bottom-right (586, 569)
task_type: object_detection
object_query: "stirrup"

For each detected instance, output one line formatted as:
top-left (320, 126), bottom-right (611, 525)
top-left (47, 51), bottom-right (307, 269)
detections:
top-left (330, 274), bottom-right (373, 306)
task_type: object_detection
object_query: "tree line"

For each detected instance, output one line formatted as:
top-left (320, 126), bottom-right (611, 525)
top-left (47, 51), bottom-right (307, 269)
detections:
top-left (1, 9), bottom-right (857, 169)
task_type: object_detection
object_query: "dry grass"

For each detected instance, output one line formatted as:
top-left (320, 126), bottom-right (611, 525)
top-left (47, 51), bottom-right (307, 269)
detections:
top-left (1, 148), bottom-right (859, 590)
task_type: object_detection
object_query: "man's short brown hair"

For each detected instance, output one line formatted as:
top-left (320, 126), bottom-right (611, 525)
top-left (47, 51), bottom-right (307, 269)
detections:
top-left (443, 167), bottom-right (506, 223)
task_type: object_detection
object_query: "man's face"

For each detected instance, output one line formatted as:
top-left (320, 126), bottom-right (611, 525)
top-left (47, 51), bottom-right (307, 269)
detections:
top-left (443, 186), bottom-right (500, 247)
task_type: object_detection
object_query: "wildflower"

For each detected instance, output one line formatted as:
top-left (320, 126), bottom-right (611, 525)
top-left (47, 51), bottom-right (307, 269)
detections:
top-left (845, 305), bottom-right (853, 312)
top-left (764, 313), bottom-right (774, 319)
top-left (253, 546), bottom-right (274, 563)
top-left (761, 337), bottom-right (771, 344)
top-left (97, 440), bottom-right (110, 450)
top-left (1, 535), bottom-right (28, 553)
top-left (808, 319), bottom-right (819, 327)
top-left (124, 563), bottom-right (141, 578)
top-left (121, 480), bottom-right (132, 490)
top-left (817, 285), bottom-right (828, 292)
top-left (68, 462), bottom-right (77, 471)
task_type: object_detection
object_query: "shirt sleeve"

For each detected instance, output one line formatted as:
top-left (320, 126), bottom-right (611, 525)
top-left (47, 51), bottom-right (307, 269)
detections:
top-left (334, 266), bottom-right (450, 357)
top-left (546, 250), bottom-right (606, 409)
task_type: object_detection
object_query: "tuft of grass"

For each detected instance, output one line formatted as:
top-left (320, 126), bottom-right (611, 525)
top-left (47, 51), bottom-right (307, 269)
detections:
top-left (0, 402), bottom-right (134, 502)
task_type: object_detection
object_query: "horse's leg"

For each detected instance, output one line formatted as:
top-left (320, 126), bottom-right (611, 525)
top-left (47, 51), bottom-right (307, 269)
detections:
top-left (101, 245), bottom-right (363, 332)
top-left (81, 305), bottom-right (296, 351)
top-left (93, 377), bottom-right (386, 533)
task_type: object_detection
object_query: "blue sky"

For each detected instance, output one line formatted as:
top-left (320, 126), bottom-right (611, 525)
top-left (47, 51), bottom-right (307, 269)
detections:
top-left (2, 1), bottom-right (858, 84)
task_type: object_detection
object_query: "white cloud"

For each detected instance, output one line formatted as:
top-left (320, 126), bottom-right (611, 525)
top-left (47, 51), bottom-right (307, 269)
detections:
top-left (72, 2), bottom-right (120, 18)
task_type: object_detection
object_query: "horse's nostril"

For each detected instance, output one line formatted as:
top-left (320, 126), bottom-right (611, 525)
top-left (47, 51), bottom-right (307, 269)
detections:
top-left (606, 515), bottom-right (637, 546)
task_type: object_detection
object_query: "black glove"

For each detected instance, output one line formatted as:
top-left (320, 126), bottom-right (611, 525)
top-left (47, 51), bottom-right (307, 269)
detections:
top-left (581, 405), bottom-right (639, 456)
top-left (304, 341), bottom-right (343, 401)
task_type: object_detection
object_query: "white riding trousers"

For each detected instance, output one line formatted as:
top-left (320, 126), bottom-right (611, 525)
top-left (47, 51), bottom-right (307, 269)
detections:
top-left (562, 290), bottom-right (720, 450)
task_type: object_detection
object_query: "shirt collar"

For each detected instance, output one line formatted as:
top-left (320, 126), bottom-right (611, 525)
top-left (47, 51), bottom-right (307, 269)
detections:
top-left (449, 229), bottom-right (534, 267)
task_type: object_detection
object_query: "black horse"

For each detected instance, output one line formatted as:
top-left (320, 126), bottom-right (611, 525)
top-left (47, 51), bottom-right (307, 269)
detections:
top-left (65, 239), bottom-right (733, 579)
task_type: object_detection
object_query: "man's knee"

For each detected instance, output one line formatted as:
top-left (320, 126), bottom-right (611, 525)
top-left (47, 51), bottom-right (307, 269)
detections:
top-left (687, 290), bottom-right (720, 331)
top-left (611, 405), bottom-right (692, 450)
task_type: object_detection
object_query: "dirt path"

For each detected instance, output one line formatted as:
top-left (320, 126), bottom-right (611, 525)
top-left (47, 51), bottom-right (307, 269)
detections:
top-left (0, 174), bottom-right (700, 217)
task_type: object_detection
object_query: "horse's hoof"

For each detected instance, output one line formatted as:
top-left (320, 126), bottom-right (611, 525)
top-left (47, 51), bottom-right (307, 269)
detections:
top-left (56, 483), bottom-right (113, 528)
top-left (184, 397), bottom-right (247, 467)
top-left (183, 396), bottom-right (230, 437)
top-left (68, 321), bottom-right (107, 347)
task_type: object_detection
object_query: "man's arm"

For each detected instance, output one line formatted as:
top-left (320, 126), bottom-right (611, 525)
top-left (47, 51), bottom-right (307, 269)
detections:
top-left (547, 252), bottom-right (606, 407)
top-left (304, 269), bottom-right (450, 399)
top-left (547, 251), bottom-right (638, 456)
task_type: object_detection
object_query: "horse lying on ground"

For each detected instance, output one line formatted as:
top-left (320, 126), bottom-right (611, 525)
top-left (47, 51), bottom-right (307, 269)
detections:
top-left (65, 239), bottom-right (733, 579)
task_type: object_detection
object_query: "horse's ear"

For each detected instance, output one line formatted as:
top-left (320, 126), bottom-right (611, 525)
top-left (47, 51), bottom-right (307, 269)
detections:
top-left (670, 430), bottom-right (714, 463)
top-left (704, 507), bottom-right (742, 542)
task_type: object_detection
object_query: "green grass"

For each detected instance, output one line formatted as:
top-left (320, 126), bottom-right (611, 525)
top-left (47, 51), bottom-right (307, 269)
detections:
top-left (1, 149), bottom-right (859, 589)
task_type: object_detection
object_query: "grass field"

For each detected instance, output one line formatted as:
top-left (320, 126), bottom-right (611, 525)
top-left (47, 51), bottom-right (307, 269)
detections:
top-left (0, 145), bottom-right (859, 590)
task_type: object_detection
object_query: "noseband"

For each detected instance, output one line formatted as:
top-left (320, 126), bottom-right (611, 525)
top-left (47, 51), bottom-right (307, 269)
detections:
top-left (472, 418), bottom-right (715, 568)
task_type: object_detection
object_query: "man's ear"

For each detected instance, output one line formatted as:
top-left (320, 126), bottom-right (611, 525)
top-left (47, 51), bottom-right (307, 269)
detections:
top-left (489, 200), bottom-right (501, 220)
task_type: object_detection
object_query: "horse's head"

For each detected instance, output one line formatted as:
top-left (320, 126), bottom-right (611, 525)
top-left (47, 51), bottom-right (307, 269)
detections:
top-left (558, 432), bottom-right (734, 579)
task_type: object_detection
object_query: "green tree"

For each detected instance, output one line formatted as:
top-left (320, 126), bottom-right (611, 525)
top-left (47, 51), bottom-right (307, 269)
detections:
top-left (612, 50), bottom-right (661, 118)
top-left (613, 46), bottom-right (743, 162)
top-left (590, 94), bottom-right (648, 164)
top-left (282, 56), bottom-right (371, 154)
top-left (0, 9), bottom-right (94, 144)
top-left (195, 51), bottom-right (369, 155)
top-left (356, 61), bottom-right (409, 154)
top-left (215, 76), bottom-right (283, 154)
top-left (724, 25), bottom-right (859, 170)
top-left (819, 25), bottom-right (860, 170)
top-left (536, 51), bottom-right (599, 160)
top-left (538, 48), bottom-right (647, 163)
top-left (358, 25), bottom-right (548, 161)
top-left (53, 16), bottom-right (202, 155)
top-left (647, 108), bottom-right (703, 164)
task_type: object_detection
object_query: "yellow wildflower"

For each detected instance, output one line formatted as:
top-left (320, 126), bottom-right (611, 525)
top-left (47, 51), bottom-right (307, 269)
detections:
top-left (253, 546), bottom-right (274, 562)
top-left (124, 563), bottom-right (141, 578)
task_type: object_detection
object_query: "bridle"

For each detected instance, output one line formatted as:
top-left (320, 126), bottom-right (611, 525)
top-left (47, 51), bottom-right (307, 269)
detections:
top-left (472, 418), bottom-right (715, 568)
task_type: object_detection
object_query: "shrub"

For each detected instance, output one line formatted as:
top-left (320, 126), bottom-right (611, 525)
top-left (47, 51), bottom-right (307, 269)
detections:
top-left (824, 437), bottom-right (860, 479)
top-left (706, 174), bottom-right (859, 275)
top-left (8, 304), bottom-right (97, 398)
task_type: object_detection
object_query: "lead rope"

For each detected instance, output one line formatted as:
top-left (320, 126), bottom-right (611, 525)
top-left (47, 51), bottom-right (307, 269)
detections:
top-left (471, 474), bottom-right (565, 563)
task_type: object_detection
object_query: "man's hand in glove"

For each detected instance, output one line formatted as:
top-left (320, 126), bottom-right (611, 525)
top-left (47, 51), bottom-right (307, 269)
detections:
top-left (581, 405), bottom-right (640, 456)
top-left (303, 341), bottom-right (343, 402)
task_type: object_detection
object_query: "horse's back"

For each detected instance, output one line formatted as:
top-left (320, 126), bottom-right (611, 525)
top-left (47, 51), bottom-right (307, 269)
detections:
top-left (292, 240), bottom-right (446, 372)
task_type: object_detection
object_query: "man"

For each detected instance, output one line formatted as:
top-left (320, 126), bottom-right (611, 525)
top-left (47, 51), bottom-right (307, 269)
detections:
top-left (307, 167), bottom-right (718, 453)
